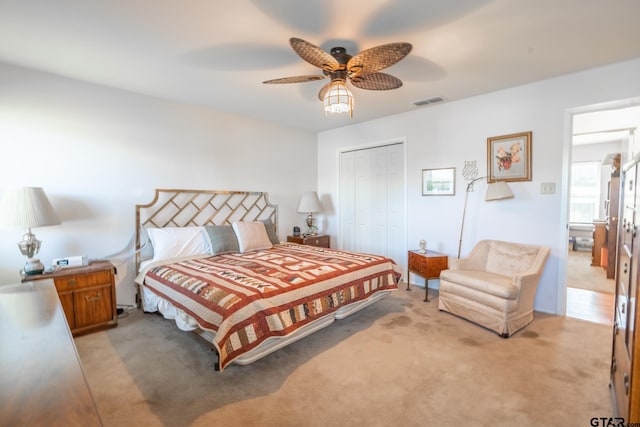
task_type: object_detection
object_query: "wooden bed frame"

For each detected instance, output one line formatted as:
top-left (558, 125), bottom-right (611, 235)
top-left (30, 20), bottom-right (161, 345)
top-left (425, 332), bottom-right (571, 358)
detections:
top-left (135, 189), bottom-right (395, 369)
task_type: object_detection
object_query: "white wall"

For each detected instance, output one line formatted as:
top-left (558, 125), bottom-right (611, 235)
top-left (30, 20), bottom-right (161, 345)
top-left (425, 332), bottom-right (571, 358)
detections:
top-left (0, 63), bottom-right (317, 306)
top-left (318, 58), bottom-right (640, 315)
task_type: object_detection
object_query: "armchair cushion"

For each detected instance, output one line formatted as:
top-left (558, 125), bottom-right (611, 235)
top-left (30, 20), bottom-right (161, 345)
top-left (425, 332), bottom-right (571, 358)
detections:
top-left (439, 270), bottom-right (516, 299)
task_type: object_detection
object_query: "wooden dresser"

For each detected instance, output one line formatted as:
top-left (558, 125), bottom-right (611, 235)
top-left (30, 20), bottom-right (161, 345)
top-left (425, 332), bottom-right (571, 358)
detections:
top-left (610, 159), bottom-right (640, 422)
top-left (23, 260), bottom-right (117, 336)
top-left (0, 279), bottom-right (103, 425)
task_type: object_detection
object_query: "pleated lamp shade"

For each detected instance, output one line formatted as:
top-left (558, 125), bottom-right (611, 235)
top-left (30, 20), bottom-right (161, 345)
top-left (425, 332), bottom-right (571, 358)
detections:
top-left (297, 191), bottom-right (323, 213)
top-left (0, 187), bottom-right (61, 229)
top-left (485, 181), bottom-right (514, 201)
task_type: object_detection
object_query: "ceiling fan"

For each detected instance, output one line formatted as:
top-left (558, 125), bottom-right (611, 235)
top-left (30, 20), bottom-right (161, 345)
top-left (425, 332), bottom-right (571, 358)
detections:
top-left (263, 38), bottom-right (412, 116)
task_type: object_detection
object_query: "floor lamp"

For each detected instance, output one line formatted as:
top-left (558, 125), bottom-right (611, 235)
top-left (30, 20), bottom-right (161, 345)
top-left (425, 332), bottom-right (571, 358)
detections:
top-left (457, 178), bottom-right (514, 258)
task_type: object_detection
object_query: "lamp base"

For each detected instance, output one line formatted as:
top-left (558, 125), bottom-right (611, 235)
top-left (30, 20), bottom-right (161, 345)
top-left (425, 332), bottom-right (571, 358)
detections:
top-left (23, 258), bottom-right (45, 276)
top-left (305, 213), bottom-right (318, 236)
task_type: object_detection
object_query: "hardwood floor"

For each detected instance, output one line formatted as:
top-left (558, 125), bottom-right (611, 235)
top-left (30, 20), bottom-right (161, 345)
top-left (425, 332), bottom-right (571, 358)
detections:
top-left (566, 249), bottom-right (615, 325)
top-left (566, 287), bottom-right (615, 325)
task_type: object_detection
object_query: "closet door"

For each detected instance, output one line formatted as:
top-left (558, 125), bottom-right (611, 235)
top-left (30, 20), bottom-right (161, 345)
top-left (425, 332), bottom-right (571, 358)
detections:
top-left (339, 143), bottom-right (405, 267)
top-left (339, 151), bottom-right (357, 251)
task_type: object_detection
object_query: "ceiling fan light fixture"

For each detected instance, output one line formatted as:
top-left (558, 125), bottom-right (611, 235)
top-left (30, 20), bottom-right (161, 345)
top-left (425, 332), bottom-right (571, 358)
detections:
top-left (323, 80), bottom-right (353, 117)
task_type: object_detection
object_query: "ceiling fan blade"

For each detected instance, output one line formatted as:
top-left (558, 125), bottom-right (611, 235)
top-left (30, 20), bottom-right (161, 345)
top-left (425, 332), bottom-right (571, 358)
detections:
top-left (350, 72), bottom-right (403, 90)
top-left (290, 37), bottom-right (340, 71)
top-left (263, 75), bottom-right (327, 84)
top-left (317, 82), bottom-right (332, 101)
top-left (347, 42), bottom-right (412, 75)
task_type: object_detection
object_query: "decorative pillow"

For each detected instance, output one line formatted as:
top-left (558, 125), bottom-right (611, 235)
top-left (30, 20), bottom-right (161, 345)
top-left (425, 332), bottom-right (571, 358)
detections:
top-left (204, 225), bottom-right (240, 255)
top-left (146, 226), bottom-right (211, 262)
top-left (261, 218), bottom-right (280, 245)
top-left (232, 221), bottom-right (273, 253)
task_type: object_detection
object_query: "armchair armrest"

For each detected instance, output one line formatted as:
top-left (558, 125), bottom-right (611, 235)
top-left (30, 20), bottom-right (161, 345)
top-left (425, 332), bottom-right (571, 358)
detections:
top-left (512, 271), bottom-right (544, 308)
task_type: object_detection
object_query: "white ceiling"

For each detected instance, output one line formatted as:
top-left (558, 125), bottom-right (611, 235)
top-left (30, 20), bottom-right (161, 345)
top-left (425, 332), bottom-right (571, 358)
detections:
top-left (1, 0), bottom-right (640, 133)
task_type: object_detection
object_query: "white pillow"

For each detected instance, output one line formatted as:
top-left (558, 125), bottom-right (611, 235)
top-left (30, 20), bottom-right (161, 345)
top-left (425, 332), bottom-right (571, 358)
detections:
top-left (146, 226), bottom-right (211, 262)
top-left (232, 221), bottom-right (273, 253)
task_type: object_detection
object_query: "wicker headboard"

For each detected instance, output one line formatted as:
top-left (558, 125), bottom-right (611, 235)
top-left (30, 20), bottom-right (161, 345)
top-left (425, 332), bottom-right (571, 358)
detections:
top-left (135, 189), bottom-right (278, 269)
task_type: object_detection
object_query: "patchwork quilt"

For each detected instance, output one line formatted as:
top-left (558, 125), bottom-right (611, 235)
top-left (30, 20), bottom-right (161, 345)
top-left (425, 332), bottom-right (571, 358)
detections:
top-left (139, 243), bottom-right (402, 370)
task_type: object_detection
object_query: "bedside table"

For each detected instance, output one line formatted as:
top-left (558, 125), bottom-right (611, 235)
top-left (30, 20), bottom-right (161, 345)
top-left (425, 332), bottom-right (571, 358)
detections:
top-left (287, 234), bottom-right (330, 248)
top-left (23, 260), bottom-right (117, 336)
top-left (407, 250), bottom-right (448, 302)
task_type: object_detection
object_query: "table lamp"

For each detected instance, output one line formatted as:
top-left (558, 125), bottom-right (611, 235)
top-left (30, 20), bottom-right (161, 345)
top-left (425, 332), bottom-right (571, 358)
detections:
top-left (0, 187), bottom-right (61, 275)
top-left (297, 191), bottom-right (323, 236)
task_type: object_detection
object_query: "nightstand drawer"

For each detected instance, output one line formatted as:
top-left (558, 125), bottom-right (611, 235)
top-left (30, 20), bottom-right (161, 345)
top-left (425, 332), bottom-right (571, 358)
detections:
top-left (53, 270), bottom-right (113, 292)
top-left (408, 250), bottom-right (448, 278)
top-left (305, 235), bottom-right (329, 247)
top-left (74, 285), bottom-right (114, 328)
top-left (287, 235), bottom-right (330, 248)
top-left (408, 251), bottom-right (429, 275)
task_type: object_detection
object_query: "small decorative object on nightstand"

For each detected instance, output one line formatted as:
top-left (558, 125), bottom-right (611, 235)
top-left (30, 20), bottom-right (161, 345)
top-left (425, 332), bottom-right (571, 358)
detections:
top-left (407, 249), bottom-right (448, 302)
top-left (23, 260), bottom-right (117, 336)
top-left (419, 240), bottom-right (426, 253)
top-left (287, 234), bottom-right (330, 248)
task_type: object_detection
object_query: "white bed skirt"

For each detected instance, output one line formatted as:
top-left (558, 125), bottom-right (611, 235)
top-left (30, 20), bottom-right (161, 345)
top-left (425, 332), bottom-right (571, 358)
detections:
top-left (140, 284), bottom-right (394, 366)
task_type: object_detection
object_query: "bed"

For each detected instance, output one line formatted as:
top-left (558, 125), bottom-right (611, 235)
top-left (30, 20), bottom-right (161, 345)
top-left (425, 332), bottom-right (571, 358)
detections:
top-left (134, 189), bottom-right (402, 370)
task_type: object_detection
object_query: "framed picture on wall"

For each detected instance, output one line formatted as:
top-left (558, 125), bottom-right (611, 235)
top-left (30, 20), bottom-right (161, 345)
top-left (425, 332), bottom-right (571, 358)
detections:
top-left (487, 131), bottom-right (532, 182)
top-left (422, 167), bottom-right (455, 196)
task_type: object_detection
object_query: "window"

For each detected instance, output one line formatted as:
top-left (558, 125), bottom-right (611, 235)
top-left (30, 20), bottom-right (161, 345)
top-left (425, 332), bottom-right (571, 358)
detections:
top-left (570, 161), bottom-right (601, 223)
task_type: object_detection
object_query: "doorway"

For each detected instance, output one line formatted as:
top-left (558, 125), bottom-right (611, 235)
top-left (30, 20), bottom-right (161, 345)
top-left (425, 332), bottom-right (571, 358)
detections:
top-left (565, 103), bottom-right (640, 324)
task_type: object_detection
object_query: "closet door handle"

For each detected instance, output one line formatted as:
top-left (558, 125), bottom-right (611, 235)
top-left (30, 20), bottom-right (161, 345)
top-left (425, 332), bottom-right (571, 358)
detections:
top-left (623, 262), bottom-right (628, 274)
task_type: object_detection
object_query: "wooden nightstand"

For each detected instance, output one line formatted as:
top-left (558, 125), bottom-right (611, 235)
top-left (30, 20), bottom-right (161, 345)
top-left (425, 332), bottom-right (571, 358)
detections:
top-left (407, 250), bottom-right (448, 302)
top-left (23, 260), bottom-right (117, 336)
top-left (287, 234), bottom-right (330, 248)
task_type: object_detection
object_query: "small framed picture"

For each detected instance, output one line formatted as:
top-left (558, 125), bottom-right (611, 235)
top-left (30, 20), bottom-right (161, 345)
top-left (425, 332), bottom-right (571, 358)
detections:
top-left (487, 131), bottom-right (532, 182)
top-left (422, 167), bottom-right (455, 196)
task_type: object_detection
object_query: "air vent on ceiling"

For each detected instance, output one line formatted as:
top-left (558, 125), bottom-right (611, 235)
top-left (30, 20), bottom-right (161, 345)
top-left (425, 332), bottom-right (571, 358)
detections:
top-left (413, 96), bottom-right (445, 107)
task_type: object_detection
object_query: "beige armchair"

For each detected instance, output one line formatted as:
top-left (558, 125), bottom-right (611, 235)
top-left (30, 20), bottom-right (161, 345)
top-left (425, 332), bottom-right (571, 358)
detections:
top-left (438, 240), bottom-right (550, 337)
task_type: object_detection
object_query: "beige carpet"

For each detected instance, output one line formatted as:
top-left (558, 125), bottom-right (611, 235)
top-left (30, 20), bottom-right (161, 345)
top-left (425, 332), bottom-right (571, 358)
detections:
top-left (76, 287), bottom-right (614, 427)
top-left (567, 250), bottom-right (615, 293)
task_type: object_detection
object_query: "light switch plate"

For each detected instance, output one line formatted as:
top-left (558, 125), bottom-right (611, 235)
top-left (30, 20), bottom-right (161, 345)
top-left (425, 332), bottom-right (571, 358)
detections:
top-left (540, 182), bottom-right (556, 194)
